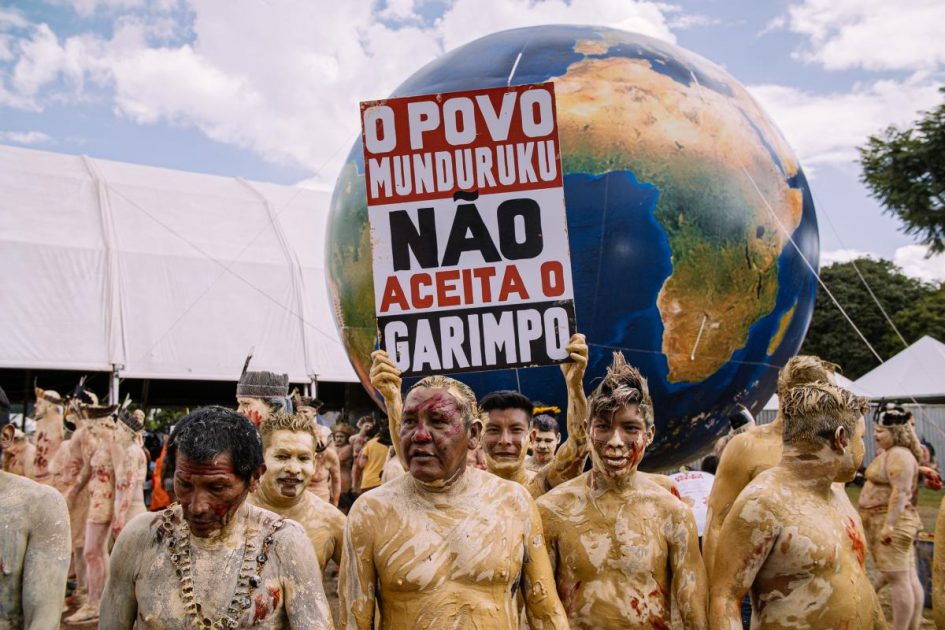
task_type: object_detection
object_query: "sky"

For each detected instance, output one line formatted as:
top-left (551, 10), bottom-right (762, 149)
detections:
top-left (1, 0), bottom-right (944, 282)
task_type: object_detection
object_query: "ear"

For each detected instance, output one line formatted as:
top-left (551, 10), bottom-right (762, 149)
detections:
top-left (249, 464), bottom-right (266, 492)
top-left (646, 424), bottom-right (656, 445)
top-left (832, 426), bottom-right (849, 454)
top-left (528, 428), bottom-right (538, 444)
top-left (467, 419), bottom-right (482, 448)
top-left (555, 433), bottom-right (562, 446)
top-left (0, 424), bottom-right (15, 450)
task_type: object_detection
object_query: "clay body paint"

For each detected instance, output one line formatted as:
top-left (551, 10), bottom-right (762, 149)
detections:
top-left (399, 387), bottom-right (470, 484)
top-left (174, 452), bottom-right (252, 537)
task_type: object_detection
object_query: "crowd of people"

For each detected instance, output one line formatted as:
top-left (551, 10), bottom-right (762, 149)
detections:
top-left (0, 334), bottom-right (939, 629)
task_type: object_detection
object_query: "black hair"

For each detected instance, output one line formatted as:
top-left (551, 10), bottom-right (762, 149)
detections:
top-left (165, 406), bottom-right (264, 484)
top-left (701, 455), bottom-right (719, 475)
top-left (532, 414), bottom-right (559, 434)
top-left (479, 390), bottom-right (533, 419)
top-left (376, 418), bottom-right (392, 447)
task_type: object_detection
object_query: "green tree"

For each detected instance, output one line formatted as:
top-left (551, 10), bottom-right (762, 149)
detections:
top-left (801, 258), bottom-right (934, 378)
top-left (893, 282), bottom-right (945, 346)
top-left (859, 87), bottom-right (945, 253)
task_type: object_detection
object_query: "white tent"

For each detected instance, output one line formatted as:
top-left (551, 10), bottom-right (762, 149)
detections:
top-left (763, 372), bottom-right (872, 411)
top-left (854, 335), bottom-right (945, 402)
top-left (0, 144), bottom-right (357, 385)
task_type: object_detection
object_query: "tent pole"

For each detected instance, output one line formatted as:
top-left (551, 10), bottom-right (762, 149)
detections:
top-left (109, 364), bottom-right (122, 405)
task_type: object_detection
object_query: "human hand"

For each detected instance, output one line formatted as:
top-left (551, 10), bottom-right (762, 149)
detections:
top-left (370, 350), bottom-right (402, 404)
top-left (560, 333), bottom-right (588, 390)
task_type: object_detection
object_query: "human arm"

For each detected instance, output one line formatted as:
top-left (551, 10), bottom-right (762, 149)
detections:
top-left (667, 504), bottom-right (708, 630)
top-left (99, 513), bottom-right (151, 629)
top-left (352, 449), bottom-right (367, 494)
top-left (882, 448), bottom-right (919, 543)
top-left (278, 522), bottom-right (333, 629)
top-left (707, 492), bottom-right (779, 630)
top-left (369, 350), bottom-right (403, 463)
top-left (529, 334), bottom-right (588, 496)
top-left (22, 488), bottom-right (70, 630)
top-left (325, 448), bottom-right (342, 506)
top-left (339, 505), bottom-right (377, 629)
top-left (111, 446), bottom-right (140, 538)
top-left (521, 496), bottom-right (569, 629)
top-left (702, 434), bottom-right (752, 579)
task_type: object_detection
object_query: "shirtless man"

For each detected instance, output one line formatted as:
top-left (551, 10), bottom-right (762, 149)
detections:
top-left (349, 416), bottom-right (374, 461)
top-left (109, 411), bottom-right (147, 540)
top-left (2, 426), bottom-right (35, 477)
top-left (526, 412), bottom-right (561, 472)
top-left (64, 402), bottom-right (117, 624)
top-left (248, 410), bottom-right (345, 574)
top-left (703, 355), bottom-right (838, 578)
top-left (709, 383), bottom-right (882, 630)
top-left (307, 438), bottom-right (341, 506)
top-left (100, 405), bottom-right (332, 629)
top-left (30, 386), bottom-right (66, 486)
top-left (368, 333), bottom-right (589, 499)
top-left (340, 374), bottom-right (568, 629)
top-left (537, 352), bottom-right (707, 629)
top-left (0, 423), bottom-right (71, 630)
top-left (858, 404), bottom-right (924, 630)
top-left (332, 423), bottom-right (355, 493)
top-left (235, 364), bottom-right (291, 429)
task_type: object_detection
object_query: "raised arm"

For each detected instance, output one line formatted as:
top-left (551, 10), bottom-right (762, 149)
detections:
top-left (882, 448), bottom-right (919, 543)
top-left (668, 504), bottom-right (708, 630)
top-left (521, 497), bottom-right (570, 629)
top-left (339, 507), bottom-right (377, 629)
top-left (370, 350), bottom-right (403, 463)
top-left (22, 488), bottom-right (70, 630)
top-left (708, 493), bottom-right (779, 630)
top-left (279, 523), bottom-right (333, 629)
top-left (702, 434), bottom-right (752, 578)
top-left (529, 334), bottom-right (588, 496)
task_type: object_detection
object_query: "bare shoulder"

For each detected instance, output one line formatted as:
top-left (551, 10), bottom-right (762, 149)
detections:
top-left (308, 493), bottom-right (346, 529)
top-left (886, 446), bottom-right (918, 469)
top-left (114, 510), bottom-right (162, 551)
top-left (347, 474), bottom-right (411, 520)
top-left (728, 471), bottom-right (782, 519)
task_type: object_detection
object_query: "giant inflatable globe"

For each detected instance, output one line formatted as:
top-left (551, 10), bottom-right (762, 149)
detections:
top-left (327, 25), bottom-right (819, 468)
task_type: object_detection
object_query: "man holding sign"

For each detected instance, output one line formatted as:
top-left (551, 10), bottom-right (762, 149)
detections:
top-left (362, 82), bottom-right (577, 377)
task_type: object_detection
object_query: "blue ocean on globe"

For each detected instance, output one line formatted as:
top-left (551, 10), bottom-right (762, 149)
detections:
top-left (327, 25), bottom-right (820, 468)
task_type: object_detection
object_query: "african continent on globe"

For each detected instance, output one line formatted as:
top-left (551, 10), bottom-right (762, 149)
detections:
top-left (327, 25), bottom-right (819, 468)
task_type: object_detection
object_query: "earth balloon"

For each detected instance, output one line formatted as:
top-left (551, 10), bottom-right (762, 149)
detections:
top-left (326, 25), bottom-right (819, 468)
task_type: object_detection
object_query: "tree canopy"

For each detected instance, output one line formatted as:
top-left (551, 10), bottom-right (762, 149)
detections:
top-left (801, 258), bottom-right (944, 379)
top-left (859, 87), bottom-right (945, 253)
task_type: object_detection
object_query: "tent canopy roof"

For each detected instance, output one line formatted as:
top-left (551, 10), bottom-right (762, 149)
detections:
top-left (854, 336), bottom-right (945, 402)
top-left (0, 144), bottom-right (357, 383)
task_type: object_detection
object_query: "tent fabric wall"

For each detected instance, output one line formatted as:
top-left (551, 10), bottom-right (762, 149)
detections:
top-left (0, 144), bottom-right (357, 383)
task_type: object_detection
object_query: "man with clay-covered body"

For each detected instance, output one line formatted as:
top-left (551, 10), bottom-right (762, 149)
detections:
top-left (369, 333), bottom-right (590, 500)
top-left (292, 393), bottom-right (341, 505)
top-left (247, 410), bottom-right (345, 574)
top-left (340, 372), bottom-right (569, 629)
top-left (525, 411), bottom-right (561, 473)
top-left (235, 360), bottom-right (291, 429)
top-left (109, 410), bottom-right (148, 541)
top-left (30, 386), bottom-right (66, 487)
top-left (331, 422), bottom-right (356, 494)
top-left (101, 406), bottom-right (332, 629)
top-left (537, 353), bottom-right (707, 629)
top-left (858, 404), bottom-right (924, 630)
top-left (0, 422), bottom-right (72, 630)
top-left (708, 383), bottom-right (882, 630)
top-left (702, 355), bottom-right (839, 578)
top-left (63, 398), bottom-right (117, 624)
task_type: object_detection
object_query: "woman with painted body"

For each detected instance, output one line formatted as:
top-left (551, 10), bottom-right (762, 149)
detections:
top-left (100, 406), bottom-right (332, 629)
top-left (248, 410), bottom-right (345, 575)
top-left (858, 404), bottom-right (924, 630)
top-left (340, 374), bottom-right (568, 629)
top-left (536, 352), bottom-right (707, 629)
top-left (109, 412), bottom-right (148, 541)
top-left (702, 355), bottom-right (838, 579)
top-left (709, 384), bottom-right (883, 630)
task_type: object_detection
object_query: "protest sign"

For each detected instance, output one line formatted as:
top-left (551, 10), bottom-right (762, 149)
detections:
top-left (360, 83), bottom-right (576, 377)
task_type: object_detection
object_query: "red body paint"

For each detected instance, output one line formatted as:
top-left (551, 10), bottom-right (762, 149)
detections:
top-left (845, 517), bottom-right (866, 567)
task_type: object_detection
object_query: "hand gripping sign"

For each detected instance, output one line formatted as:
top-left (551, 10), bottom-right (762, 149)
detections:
top-left (361, 83), bottom-right (577, 377)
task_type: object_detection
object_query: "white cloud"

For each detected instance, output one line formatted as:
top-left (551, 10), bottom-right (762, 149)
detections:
top-left (58, 0), bottom-right (147, 19)
top-left (821, 249), bottom-right (875, 267)
top-left (894, 245), bottom-right (945, 284)
top-left (779, 0), bottom-right (945, 71)
top-left (0, 0), bottom-right (676, 184)
top-left (0, 130), bottom-right (52, 144)
top-left (748, 76), bottom-right (943, 170)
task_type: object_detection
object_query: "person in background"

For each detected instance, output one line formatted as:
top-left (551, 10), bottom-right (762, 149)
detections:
top-left (352, 421), bottom-right (389, 495)
top-left (525, 409), bottom-right (561, 473)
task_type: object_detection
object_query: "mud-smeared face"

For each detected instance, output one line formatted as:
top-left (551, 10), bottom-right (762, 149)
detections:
top-left (837, 416), bottom-right (867, 482)
top-left (34, 397), bottom-right (52, 419)
top-left (236, 397), bottom-right (270, 427)
top-left (874, 424), bottom-right (894, 451)
top-left (175, 451), bottom-right (257, 537)
top-left (262, 430), bottom-right (316, 500)
top-left (531, 430), bottom-right (560, 459)
top-left (588, 404), bottom-right (651, 478)
top-left (401, 387), bottom-right (473, 483)
top-left (333, 432), bottom-right (349, 448)
top-left (481, 408), bottom-right (530, 474)
top-left (297, 406), bottom-right (316, 423)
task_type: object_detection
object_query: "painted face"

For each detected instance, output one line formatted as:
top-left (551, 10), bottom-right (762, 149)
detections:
top-left (333, 431), bottom-right (349, 448)
top-left (837, 416), bottom-right (866, 483)
top-left (174, 451), bottom-right (256, 537)
top-left (236, 397), bottom-right (270, 427)
top-left (588, 404), bottom-right (651, 478)
top-left (874, 424), bottom-right (895, 451)
top-left (297, 406), bottom-right (316, 423)
top-left (481, 408), bottom-right (530, 474)
top-left (531, 430), bottom-right (560, 460)
top-left (400, 387), bottom-right (473, 484)
top-left (34, 397), bottom-right (52, 419)
top-left (262, 430), bottom-right (316, 500)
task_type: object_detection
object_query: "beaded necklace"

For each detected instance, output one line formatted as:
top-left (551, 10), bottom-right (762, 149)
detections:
top-left (157, 504), bottom-right (285, 629)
